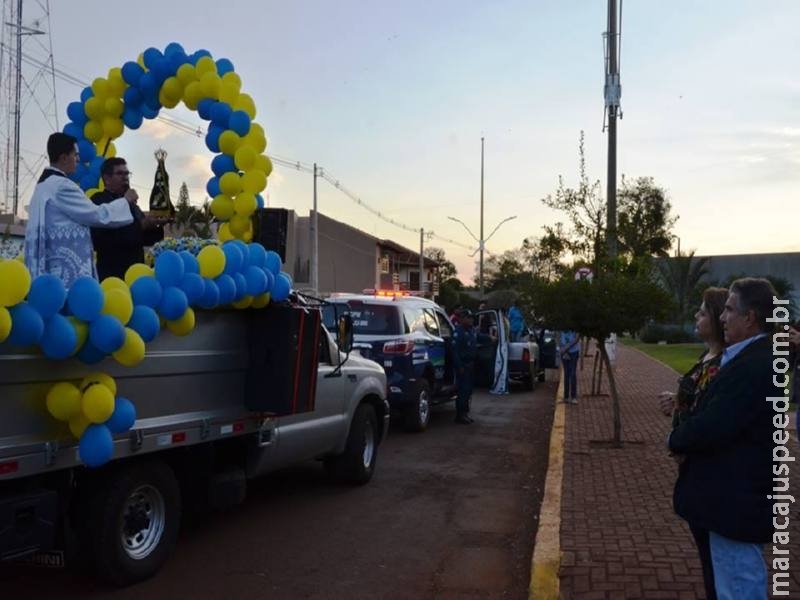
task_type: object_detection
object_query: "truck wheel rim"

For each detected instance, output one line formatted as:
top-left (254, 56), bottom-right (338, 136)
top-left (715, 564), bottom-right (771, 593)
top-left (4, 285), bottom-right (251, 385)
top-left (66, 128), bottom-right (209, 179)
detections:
top-left (121, 484), bottom-right (166, 560)
top-left (418, 389), bottom-right (430, 424)
top-left (362, 419), bottom-right (375, 468)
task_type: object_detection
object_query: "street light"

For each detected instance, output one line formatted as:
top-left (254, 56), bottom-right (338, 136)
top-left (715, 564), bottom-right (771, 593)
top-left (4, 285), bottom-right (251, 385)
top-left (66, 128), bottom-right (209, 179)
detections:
top-left (448, 215), bottom-right (517, 297)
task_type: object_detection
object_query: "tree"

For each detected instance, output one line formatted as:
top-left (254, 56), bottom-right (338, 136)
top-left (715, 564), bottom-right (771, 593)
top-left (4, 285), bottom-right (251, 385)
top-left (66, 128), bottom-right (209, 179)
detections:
top-left (532, 274), bottom-right (671, 445)
top-left (617, 176), bottom-right (677, 259)
top-left (522, 226), bottom-right (569, 281)
top-left (482, 248), bottom-right (528, 291)
top-left (655, 250), bottom-right (711, 323)
top-left (424, 247), bottom-right (457, 282)
top-left (172, 182), bottom-right (213, 239)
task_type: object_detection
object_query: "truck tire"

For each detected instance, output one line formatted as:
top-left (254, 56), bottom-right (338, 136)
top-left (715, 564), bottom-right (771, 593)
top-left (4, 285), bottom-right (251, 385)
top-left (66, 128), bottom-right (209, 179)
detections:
top-left (325, 404), bottom-right (378, 485)
top-left (85, 460), bottom-right (181, 586)
top-left (404, 379), bottom-right (431, 432)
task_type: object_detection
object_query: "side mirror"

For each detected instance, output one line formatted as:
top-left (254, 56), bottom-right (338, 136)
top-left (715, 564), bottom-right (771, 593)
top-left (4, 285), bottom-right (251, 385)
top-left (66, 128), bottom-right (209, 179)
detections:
top-left (338, 313), bottom-right (354, 354)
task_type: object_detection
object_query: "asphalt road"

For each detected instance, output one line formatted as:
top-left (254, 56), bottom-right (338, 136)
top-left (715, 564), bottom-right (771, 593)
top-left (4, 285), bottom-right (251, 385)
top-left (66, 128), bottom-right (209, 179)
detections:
top-left (1, 382), bottom-right (555, 599)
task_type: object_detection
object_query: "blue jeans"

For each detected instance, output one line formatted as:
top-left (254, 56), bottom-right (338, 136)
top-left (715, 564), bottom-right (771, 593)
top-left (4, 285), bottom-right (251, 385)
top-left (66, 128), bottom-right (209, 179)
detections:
top-left (709, 531), bottom-right (766, 599)
top-left (562, 354), bottom-right (578, 400)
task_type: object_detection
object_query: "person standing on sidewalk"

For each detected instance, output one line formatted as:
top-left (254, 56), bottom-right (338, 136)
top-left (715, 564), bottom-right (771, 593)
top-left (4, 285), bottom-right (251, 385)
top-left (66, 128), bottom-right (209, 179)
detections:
top-left (452, 309), bottom-right (478, 424)
top-left (668, 278), bottom-right (779, 600)
top-left (559, 330), bottom-right (580, 404)
top-left (658, 287), bottom-right (728, 600)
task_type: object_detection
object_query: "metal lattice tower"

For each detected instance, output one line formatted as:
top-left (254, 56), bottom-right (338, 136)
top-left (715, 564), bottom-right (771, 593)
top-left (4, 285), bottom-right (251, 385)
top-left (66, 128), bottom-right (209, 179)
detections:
top-left (0, 0), bottom-right (58, 218)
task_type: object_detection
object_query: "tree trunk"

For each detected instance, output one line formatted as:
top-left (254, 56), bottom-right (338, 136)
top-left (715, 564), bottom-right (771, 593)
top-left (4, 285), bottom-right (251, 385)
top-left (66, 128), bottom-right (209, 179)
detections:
top-left (598, 340), bottom-right (622, 446)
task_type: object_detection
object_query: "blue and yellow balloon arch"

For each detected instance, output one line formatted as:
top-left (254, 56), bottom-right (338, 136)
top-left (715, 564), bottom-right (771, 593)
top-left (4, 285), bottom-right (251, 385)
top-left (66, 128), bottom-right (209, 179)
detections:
top-left (62, 42), bottom-right (272, 243)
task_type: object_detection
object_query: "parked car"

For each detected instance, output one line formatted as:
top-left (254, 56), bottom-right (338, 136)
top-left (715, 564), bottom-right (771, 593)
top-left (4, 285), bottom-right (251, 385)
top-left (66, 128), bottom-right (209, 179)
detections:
top-left (322, 292), bottom-right (456, 432)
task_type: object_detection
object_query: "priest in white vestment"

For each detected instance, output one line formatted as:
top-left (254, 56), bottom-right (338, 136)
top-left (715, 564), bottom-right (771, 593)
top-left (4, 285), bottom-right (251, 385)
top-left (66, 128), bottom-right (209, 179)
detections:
top-left (24, 133), bottom-right (136, 288)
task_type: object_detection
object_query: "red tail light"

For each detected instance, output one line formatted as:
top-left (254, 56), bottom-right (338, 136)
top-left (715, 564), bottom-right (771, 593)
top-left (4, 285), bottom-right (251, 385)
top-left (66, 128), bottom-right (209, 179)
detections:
top-left (383, 340), bottom-right (415, 354)
top-left (522, 348), bottom-right (530, 362)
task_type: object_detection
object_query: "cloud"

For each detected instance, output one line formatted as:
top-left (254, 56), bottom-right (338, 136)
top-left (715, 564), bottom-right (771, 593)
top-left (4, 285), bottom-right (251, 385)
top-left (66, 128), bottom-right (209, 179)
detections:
top-left (139, 119), bottom-right (175, 140)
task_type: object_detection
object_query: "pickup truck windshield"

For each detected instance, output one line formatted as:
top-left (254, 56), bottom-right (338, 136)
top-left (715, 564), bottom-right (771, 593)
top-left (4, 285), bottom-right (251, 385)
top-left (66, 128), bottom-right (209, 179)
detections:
top-left (322, 303), bottom-right (401, 336)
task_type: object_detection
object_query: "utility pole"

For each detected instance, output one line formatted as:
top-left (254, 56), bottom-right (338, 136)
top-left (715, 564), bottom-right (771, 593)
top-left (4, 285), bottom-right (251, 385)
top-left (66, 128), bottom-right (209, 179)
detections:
top-left (479, 136), bottom-right (485, 297)
top-left (311, 163), bottom-right (319, 292)
top-left (604, 0), bottom-right (621, 261)
top-left (419, 228), bottom-right (424, 293)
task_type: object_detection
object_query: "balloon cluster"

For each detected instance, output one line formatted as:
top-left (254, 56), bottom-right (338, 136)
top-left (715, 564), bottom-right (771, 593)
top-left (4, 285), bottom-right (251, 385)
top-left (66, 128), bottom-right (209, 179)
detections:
top-left (61, 42), bottom-right (271, 243)
top-left (0, 241), bottom-right (293, 365)
top-left (45, 372), bottom-right (136, 468)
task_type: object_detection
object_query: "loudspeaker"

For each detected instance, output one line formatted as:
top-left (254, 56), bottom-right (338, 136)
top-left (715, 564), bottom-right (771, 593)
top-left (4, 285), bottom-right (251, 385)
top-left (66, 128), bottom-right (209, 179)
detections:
top-left (254, 208), bottom-right (289, 262)
top-left (245, 305), bottom-right (321, 415)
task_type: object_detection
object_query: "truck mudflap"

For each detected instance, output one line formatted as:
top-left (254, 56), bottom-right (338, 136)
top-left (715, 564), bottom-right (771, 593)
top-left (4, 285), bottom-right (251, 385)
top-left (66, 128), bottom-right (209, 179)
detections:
top-left (0, 488), bottom-right (58, 561)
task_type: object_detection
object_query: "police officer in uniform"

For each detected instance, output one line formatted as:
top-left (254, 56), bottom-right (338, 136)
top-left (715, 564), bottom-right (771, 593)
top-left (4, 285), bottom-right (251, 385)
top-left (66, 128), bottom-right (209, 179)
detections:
top-left (452, 309), bottom-right (478, 424)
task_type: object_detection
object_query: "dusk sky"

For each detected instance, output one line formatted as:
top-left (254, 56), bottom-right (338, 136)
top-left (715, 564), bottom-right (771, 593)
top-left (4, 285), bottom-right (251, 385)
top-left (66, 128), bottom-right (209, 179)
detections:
top-left (6, 1), bottom-right (799, 281)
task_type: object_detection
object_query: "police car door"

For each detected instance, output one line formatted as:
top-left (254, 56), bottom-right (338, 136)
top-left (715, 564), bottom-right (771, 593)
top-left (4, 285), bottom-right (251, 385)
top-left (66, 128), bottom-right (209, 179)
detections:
top-left (421, 308), bottom-right (447, 392)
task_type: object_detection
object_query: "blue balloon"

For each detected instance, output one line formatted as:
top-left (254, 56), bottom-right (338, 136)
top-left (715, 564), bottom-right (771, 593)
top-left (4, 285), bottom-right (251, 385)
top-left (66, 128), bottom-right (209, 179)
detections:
top-left (244, 266), bottom-right (268, 296)
top-left (79, 425), bottom-right (114, 468)
top-left (228, 110), bottom-right (251, 137)
top-left (127, 305), bottom-right (161, 342)
top-left (76, 340), bottom-right (106, 365)
top-left (205, 124), bottom-right (224, 153)
top-left (211, 153), bottom-right (236, 177)
top-left (154, 250), bottom-right (185, 287)
top-left (40, 314), bottom-right (78, 360)
top-left (67, 101), bottom-right (87, 125)
top-left (67, 276), bottom-right (104, 322)
top-left (197, 279), bottom-right (220, 309)
top-left (27, 274), bottom-right (67, 319)
top-left (215, 274), bottom-right (236, 305)
top-left (180, 272), bottom-right (205, 305)
top-left (90, 155), bottom-right (105, 170)
top-left (80, 86), bottom-right (93, 103)
top-left (205, 176), bottom-right (221, 198)
top-left (232, 273), bottom-right (248, 301)
top-left (189, 49), bottom-right (212, 64)
top-left (140, 103), bottom-right (159, 120)
top-left (63, 122), bottom-right (83, 140)
top-left (197, 98), bottom-right (216, 121)
top-left (247, 243), bottom-right (267, 268)
top-left (138, 71), bottom-right (157, 96)
top-left (123, 86), bottom-right (144, 107)
top-left (222, 242), bottom-right (244, 274)
top-left (142, 47), bottom-right (163, 69)
top-left (121, 61), bottom-right (145, 86)
top-left (210, 102), bottom-right (232, 129)
top-left (179, 251), bottom-right (200, 274)
top-left (150, 58), bottom-right (173, 83)
top-left (143, 92), bottom-right (162, 112)
top-left (216, 58), bottom-right (235, 75)
top-left (255, 194), bottom-right (265, 209)
top-left (272, 273), bottom-right (292, 302)
top-left (158, 287), bottom-right (188, 321)
top-left (106, 397), bottom-right (137, 434)
top-left (164, 42), bottom-right (186, 58)
top-left (8, 302), bottom-right (45, 346)
top-left (264, 251), bottom-right (282, 276)
top-left (130, 276), bottom-right (162, 309)
top-left (263, 269), bottom-right (275, 293)
top-left (89, 315), bottom-right (126, 354)
top-left (122, 107), bottom-right (144, 130)
top-left (77, 140), bottom-right (96, 164)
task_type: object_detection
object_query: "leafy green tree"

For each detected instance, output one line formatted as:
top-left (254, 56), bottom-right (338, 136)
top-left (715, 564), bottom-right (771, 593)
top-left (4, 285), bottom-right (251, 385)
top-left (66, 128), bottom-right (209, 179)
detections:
top-left (616, 176), bottom-right (677, 259)
top-left (424, 246), bottom-right (457, 282)
top-left (172, 182), bottom-right (213, 239)
top-left (655, 250), bottom-right (711, 323)
top-left (522, 226), bottom-right (569, 281)
top-left (532, 274), bottom-right (671, 445)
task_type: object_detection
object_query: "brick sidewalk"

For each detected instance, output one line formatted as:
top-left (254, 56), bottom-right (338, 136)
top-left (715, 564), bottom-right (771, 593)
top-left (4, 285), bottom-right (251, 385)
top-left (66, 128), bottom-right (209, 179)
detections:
top-left (558, 344), bottom-right (800, 599)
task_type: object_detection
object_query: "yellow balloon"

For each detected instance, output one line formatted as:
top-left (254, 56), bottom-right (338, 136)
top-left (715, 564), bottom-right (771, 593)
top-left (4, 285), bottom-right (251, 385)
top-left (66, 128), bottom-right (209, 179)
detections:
top-left (218, 131), bottom-right (241, 156)
top-left (107, 67), bottom-right (127, 96)
top-left (69, 413), bottom-right (90, 439)
top-left (183, 81), bottom-right (203, 110)
top-left (244, 123), bottom-right (267, 154)
top-left (80, 372), bottom-right (117, 396)
top-left (200, 71), bottom-right (221, 99)
top-left (101, 288), bottom-right (134, 325)
top-left (0, 259), bottom-right (31, 306)
top-left (46, 382), bottom-right (82, 422)
top-left (217, 222), bottom-right (234, 242)
top-left (219, 82), bottom-right (239, 105)
top-left (234, 145), bottom-right (256, 171)
top-left (68, 316), bottom-right (88, 354)
top-left (197, 245), bottom-right (226, 279)
top-left (81, 384), bottom-right (115, 424)
top-left (254, 154), bottom-right (273, 177)
top-left (104, 140), bottom-right (117, 158)
top-left (195, 55), bottom-right (217, 76)
top-left (240, 169), bottom-right (267, 194)
top-left (159, 89), bottom-right (181, 110)
top-left (84, 97), bottom-right (104, 120)
top-left (100, 276), bottom-right (128, 293)
top-left (219, 171), bottom-right (242, 197)
top-left (84, 120), bottom-right (104, 143)
top-left (231, 296), bottom-right (253, 309)
top-left (102, 117), bottom-right (124, 140)
top-left (166, 307), bottom-right (195, 336)
top-left (112, 328), bottom-right (146, 366)
top-left (104, 97), bottom-right (124, 117)
top-left (161, 77), bottom-right (183, 102)
top-left (176, 63), bottom-right (197, 86)
top-left (251, 293), bottom-right (271, 308)
top-left (0, 306), bottom-right (11, 342)
top-left (91, 78), bottom-right (110, 98)
top-left (234, 93), bottom-right (256, 119)
top-left (228, 214), bottom-right (251, 236)
top-left (242, 227), bottom-right (253, 243)
top-left (233, 192), bottom-right (257, 216)
top-left (221, 71), bottom-right (242, 92)
top-left (124, 263), bottom-right (153, 286)
top-left (210, 195), bottom-right (235, 220)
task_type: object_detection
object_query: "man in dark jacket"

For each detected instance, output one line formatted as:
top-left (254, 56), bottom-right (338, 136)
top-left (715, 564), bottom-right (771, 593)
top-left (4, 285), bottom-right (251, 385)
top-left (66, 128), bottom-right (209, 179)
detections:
top-left (91, 157), bottom-right (165, 280)
top-left (669, 278), bottom-right (780, 599)
top-left (452, 309), bottom-right (478, 424)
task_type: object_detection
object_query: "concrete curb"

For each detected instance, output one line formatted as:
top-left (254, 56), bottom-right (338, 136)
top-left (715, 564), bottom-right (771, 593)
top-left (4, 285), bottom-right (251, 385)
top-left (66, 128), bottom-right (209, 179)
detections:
top-left (529, 371), bottom-right (565, 600)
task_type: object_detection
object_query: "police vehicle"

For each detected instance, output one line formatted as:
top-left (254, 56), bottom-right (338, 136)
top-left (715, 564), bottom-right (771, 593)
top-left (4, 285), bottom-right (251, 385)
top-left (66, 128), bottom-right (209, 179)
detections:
top-left (322, 291), bottom-right (456, 432)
